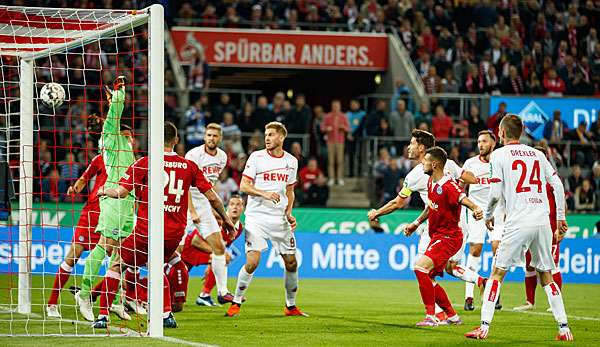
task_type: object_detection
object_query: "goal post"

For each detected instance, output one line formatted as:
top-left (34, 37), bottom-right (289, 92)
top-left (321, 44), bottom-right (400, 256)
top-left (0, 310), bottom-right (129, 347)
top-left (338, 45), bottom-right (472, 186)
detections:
top-left (1, 4), bottom-right (165, 337)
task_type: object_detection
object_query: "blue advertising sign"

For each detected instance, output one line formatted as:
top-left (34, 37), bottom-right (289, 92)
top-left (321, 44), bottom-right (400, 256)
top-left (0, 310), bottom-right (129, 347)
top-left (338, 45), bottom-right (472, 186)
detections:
top-left (1, 227), bottom-right (599, 284)
top-left (490, 96), bottom-right (600, 140)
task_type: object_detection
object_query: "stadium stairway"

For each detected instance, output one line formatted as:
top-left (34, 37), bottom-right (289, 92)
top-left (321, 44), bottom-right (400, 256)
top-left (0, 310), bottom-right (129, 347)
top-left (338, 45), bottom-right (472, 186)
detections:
top-left (326, 177), bottom-right (370, 209)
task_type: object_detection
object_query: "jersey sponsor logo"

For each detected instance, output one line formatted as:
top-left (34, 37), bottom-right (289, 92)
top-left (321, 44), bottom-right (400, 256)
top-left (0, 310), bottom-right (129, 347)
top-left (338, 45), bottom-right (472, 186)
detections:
top-left (263, 172), bottom-right (290, 182)
top-left (202, 165), bottom-right (221, 175)
top-left (427, 200), bottom-right (439, 211)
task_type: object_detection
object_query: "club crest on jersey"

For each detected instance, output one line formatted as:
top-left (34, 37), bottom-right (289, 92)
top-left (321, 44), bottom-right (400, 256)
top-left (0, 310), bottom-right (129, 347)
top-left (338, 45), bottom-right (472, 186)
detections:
top-left (436, 186), bottom-right (443, 195)
top-left (427, 200), bottom-right (439, 211)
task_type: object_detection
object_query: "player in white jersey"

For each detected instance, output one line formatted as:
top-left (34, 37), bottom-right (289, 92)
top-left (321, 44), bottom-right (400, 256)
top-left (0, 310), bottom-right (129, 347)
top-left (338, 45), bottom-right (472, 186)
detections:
top-left (465, 115), bottom-right (572, 341)
top-left (226, 121), bottom-right (308, 318)
top-left (368, 130), bottom-right (486, 319)
top-left (461, 130), bottom-right (506, 311)
top-left (169, 123), bottom-right (235, 305)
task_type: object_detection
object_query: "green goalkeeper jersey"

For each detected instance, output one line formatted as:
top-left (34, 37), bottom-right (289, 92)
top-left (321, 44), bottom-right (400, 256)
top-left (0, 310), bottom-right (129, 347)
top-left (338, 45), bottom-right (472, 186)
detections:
top-left (96, 89), bottom-right (135, 239)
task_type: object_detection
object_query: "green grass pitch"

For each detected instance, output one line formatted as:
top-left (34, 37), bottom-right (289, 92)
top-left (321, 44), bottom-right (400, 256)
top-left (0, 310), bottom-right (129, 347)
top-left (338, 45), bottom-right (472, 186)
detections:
top-left (1, 275), bottom-right (599, 346)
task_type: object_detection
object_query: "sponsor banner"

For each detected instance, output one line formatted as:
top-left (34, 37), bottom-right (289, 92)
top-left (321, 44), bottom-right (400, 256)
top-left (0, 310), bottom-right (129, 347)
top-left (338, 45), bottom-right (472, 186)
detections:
top-left (490, 96), bottom-right (600, 140)
top-left (3, 205), bottom-right (599, 239)
top-left (1, 227), bottom-right (599, 284)
top-left (170, 27), bottom-right (388, 70)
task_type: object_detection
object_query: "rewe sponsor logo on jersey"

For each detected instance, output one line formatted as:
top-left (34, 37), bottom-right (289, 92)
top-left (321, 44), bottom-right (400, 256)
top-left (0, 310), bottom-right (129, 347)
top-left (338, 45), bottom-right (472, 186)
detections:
top-left (263, 172), bottom-right (290, 182)
top-left (517, 101), bottom-right (550, 138)
top-left (202, 165), bottom-right (221, 175)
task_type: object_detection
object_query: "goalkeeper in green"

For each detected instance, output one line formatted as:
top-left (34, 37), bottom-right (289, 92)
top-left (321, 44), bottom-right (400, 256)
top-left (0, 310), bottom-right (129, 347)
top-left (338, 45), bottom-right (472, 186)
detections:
top-left (75, 77), bottom-right (135, 321)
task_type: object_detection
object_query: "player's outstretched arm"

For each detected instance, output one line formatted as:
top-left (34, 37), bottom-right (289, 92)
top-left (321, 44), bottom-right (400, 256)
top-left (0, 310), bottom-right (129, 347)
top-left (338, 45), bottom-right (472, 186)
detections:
top-left (460, 170), bottom-right (478, 185)
top-left (460, 196), bottom-right (483, 220)
top-left (368, 195), bottom-right (408, 221)
top-left (67, 176), bottom-right (88, 195)
top-left (404, 206), bottom-right (429, 236)
top-left (102, 76), bottom-right (127, 137)
top-left (97, 185), bottom-right (130, 199)
top-left (240, 176), bottom-right (280, 203)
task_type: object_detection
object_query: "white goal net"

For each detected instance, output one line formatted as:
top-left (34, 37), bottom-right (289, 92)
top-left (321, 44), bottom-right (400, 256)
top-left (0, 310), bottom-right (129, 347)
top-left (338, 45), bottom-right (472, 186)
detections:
top-left (0, 4), bottom-right (165, 337)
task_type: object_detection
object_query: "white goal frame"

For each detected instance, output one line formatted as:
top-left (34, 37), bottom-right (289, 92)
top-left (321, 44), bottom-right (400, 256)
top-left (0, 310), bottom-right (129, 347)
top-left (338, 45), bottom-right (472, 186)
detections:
top-left (4, 4), bottom-right (165, 337)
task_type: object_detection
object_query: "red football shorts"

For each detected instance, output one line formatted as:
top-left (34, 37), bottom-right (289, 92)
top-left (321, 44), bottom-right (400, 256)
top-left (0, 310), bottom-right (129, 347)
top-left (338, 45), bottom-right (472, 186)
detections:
top-left (166, 259), bottom-right (189, 304)
top-left (120, 232), bottom-right (181, 268)
top-left (423, 233), bottom-right (463, 277)
top-left (180, 229), bottom-right (211, 267)
top-left (71, 208), bottom-right (101, 251)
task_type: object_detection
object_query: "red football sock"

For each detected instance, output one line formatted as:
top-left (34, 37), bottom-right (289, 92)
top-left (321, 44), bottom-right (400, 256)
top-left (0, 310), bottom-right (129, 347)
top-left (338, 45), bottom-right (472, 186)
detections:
top-left (553, 272), bottom-right (563, 290)
top-left (202, 266), bottom-right (216, 295)
top-left (91, 280), bottom-right (104, 302)
top-left (163, 273), bottom-right (171, 313)
top-left (434, 283), bottom-right (456, 317)
top-left (48, 262), bottom-right (72, 305)
top-left (136, 277), bottom-right (148, 304)
top-left (124, 268), bottom-right (137, 301)
top-left (414, 268), bottom-right (435, 315)
top-left (99, 270), bottom-right (121, 316)
top-left (525, 273), bottom-right (537, 305)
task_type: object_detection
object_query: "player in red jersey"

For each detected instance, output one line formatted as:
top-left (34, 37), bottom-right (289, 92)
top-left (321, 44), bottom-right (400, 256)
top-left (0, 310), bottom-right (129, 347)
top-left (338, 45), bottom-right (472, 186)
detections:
top-left (513, 146), bottom-right (564, 312)
top-left (91, 121), bottom-right (234, 329)
top-left (404, 147), bottom-right (483, 327)
top-left (46, 154), bottom-right (106, 319)
top-left (166, 195), bottom-right (244, 311)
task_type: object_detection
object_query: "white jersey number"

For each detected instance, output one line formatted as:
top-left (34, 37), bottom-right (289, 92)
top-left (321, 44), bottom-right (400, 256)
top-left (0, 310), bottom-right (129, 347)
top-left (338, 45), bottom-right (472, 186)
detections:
top-left (163, 170), bottom-right (185, 203)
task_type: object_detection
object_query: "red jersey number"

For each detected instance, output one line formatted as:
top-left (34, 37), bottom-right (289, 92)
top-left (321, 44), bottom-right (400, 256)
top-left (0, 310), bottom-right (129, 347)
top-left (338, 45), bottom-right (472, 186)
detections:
top-left (163, 170), bottom-right (185, 203)
top-left (512, 160), bottom-right (542, 193)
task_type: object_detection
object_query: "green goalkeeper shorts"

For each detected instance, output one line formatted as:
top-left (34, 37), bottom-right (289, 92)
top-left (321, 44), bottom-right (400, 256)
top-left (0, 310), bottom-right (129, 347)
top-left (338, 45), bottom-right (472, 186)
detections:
top-left (96, 196), bottom-right (135, 240)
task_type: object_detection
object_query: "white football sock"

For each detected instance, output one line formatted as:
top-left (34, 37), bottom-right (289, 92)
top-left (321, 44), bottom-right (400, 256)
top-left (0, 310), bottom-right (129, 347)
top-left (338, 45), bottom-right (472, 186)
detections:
top-left (543, 282), bottom-right (569, 331)
top-left (452, 264), bottom-right (480, 283)
top-left (480, 279), bottom-right (501, 331)
top-left (211, 254), bottom-right (229, 296)
top-left (233, 265), bottom-right (253, 304)
top-left (465, 254), bottom-right (481, 299)
top-left (284, 270), bottom-right (298, 307)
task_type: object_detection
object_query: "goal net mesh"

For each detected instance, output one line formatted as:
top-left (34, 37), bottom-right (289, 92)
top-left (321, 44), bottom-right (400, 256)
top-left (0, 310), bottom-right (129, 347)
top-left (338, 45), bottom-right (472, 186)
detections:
top-left (0, 5), bottom-right (156, 336)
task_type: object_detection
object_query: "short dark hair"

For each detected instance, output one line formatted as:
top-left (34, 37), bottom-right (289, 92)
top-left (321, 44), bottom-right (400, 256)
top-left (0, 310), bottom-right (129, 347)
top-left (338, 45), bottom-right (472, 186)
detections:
top-left (500, 114), bottom-right (523, 140)
top-left (229, 193), bottom-right (243, 201)
top-left (478, 129), bottom-right (496, 142)
top-left (411, 129), bottom-right (435, 149)
top-left (534, 145), bottom-right (547, 156)
top-left (165, 121), bottom-right (178, 144)
top-left (426, 146), bottom-right (447, 167)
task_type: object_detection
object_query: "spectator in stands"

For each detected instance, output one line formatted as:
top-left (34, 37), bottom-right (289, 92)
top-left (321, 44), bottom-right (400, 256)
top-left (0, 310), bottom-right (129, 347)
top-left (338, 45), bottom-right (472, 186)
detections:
top-left (321, 99), bottom-right (350, 186)
top-left (223, 6), bottom-right (241, 28)
top-left (285, 94), bottom-right (312, 135)
top-left (200, 4), bottom-right (218, 27)
top-left (462, 64), bottom-right (486, 93)
top-left (291, 142), bottom-right (307, 169)
top-left (213, 93), bottom-right (237, 124)
top-left (487, 102), bottom-right (507, 138)
top-left (187, 47), bottom-right (210, 98)
top-left (543, 68), bottom-right (567, 96)
top-left (415, 53), bottom-right (432, 78)
top-left (252, 96), bottom-right (273, 130)
top-left (381, 157), bottom-right (404, 204)
top-left (390, 79), bottom-right (411, 112)
top-left (568, 164), bottom-right (585, 194)
top-left (591, 119), bottom-right (600, 141)
top-left (178, 2), bottom-right (197, 26)
top-left (347, 99), bottom-right (366, 177)
top-left (543, 110), bottom-right (569, 142)
top-left (566, 121), bottom-right (596, 165)
top-left (466, 105), bottom-right (486, 136)
top-left (270, 91), bottom-right (286, 123)
top-left (431, 105), bottom-right (453, 140)
top-left (441, 69), bottom-right (460, 94)
top-left (388, 99), bottom-right (414, 140)
top-left (358, 99), bottom-right (387, 137)
top-left (501, 65), bottom-right (525, 95)
top-left (215, 167), bottom-right (239, 203)
top-left (238, 101), bottom-right (258, 133)
top-left (298, 157), bottom-right (329, 206)
top-left (185, 98), bottom-right (206, 150)
top-left (423, 66), bottom-right (442, 94)
top-left (375, 117), bottom-right (395, 154)
top-left (414, 100), bottom-right (432, 127)
top-left (591, 163), bottom-right (600, 192)
top-left (221, 112), bottom-right (243, 155)
top-left (312, 105), bottom-right (327, 161)
top-left (574, 179), bottom-right (596, 212)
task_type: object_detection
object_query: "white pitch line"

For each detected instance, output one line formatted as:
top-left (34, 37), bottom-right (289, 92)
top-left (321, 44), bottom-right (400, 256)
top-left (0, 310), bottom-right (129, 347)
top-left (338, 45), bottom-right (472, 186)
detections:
top-left (508, 309), bottom-right (600, 322)
top-left (0, 304), bottom-right (219, 345)
top-left (158, 336), bottom-right (220, 347)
